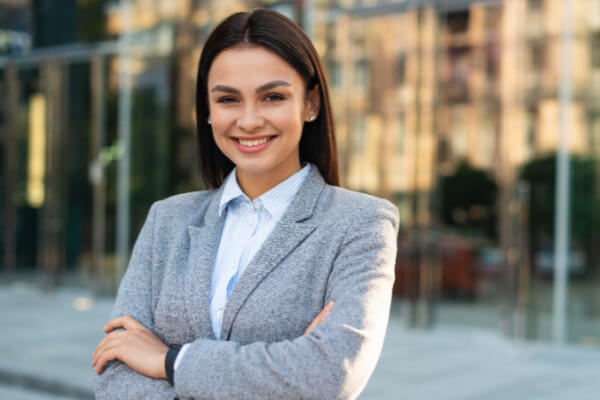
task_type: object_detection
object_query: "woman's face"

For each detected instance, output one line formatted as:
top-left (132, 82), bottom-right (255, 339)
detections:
top-left (207, 45), bottom-right (319, 188)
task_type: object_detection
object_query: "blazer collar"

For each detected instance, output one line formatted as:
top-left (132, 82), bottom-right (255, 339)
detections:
top-left (185, 185), bottom-right (225, 339)
top-left (284, 164), bottom-right (325, 222)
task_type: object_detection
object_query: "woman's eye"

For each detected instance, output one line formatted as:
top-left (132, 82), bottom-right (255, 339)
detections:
top-left (264, 93), bottom-right (286, 102)
top-left (217, 96), bottom-right (238, 104)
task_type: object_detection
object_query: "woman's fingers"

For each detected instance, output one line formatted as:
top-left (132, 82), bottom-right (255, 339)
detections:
top-left (103, 314), bottom-right (144, 333)
top-left (304, 300), bottom-right (335, 335)
top-left (92, 330), bottom-right (121, 360)
top-left (92, 330), bottom-right (125, 373)
top-left (92, 320), bottom-right (169, 378)
top-left (92, 340), bottom-right (121, 374)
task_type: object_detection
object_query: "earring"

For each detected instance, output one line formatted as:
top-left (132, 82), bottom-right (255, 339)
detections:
top-left (308, 115), bottom-right (316, 122)
top-left (207, 117), bottom-right (211, 125)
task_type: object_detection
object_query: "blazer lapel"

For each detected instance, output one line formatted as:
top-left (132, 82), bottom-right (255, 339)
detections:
top-left (185, 189), bottom-right (225, 340)
top-left (220, 167), bottom-right (325, 340)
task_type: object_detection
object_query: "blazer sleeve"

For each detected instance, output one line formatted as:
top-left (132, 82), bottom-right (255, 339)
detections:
top-left (94, 202), bottom-right (177, 400)
top-left (173, 199), bottom-right (399, 400)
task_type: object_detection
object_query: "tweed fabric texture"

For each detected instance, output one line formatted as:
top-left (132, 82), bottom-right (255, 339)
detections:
top-left (94, 166), bottom-right (399, 400)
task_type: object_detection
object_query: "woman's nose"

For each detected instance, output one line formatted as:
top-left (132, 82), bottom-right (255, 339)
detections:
top-left (236, 105), bottom-right (265, 131)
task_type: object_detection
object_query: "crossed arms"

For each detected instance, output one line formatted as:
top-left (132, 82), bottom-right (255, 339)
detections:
top-left (93, 201), bottom-right (398, 400)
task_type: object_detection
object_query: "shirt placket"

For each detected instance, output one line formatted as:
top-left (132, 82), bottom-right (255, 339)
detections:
top-left (225, 201), bottom-right (261, 300)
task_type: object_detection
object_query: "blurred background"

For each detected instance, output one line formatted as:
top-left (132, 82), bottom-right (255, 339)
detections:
top-left (1, 0), bottom-right (600, 398)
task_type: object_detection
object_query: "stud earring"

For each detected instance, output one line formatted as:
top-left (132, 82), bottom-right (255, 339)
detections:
top-left (207, 117), bottom-right (211, 125)
top-left (308, 115), bottom-right (316, 122)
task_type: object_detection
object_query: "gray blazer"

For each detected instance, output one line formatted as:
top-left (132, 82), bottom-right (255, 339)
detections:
top-left (94, 166), bottom-right (399, 400)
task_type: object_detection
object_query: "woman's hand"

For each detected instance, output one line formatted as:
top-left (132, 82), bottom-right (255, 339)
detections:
top-left (304, 301), bottom-right (334, 335)
top-left (92, 315), bottom-right (169, 379)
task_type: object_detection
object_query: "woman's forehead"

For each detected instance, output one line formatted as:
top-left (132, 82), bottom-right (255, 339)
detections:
top-left (207, 46), bottom-right (304, 89)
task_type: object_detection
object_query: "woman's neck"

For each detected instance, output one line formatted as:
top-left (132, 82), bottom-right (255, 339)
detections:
top-left (236, 162), bottom-right (302, 200)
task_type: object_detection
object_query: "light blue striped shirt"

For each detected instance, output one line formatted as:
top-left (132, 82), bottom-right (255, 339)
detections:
top-left (174, 164), bottom-right (311, 369)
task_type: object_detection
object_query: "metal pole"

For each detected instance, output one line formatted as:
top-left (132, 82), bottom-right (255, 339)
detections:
top-left (413, 6), bottom-right (428, 329)
top-left (552, 0), bottom-right (573, 344)
top-left (303, 0), bottom-right (314, 39)
top-left (116, 0), bottom-right (133, 285)
top-left (90, 55), bottom-right (107, 293)
top-left (3, 66), bottom-right (19, 279)
top-left (38, 61), bottom-right (67, 289)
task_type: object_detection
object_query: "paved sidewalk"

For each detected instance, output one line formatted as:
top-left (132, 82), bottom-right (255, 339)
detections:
top-left (0, 283), bottom-right (109, 399)
top-left (363, 319), bottom-right (600, 399)
top-left (1, 282), bottom-right (600, 399)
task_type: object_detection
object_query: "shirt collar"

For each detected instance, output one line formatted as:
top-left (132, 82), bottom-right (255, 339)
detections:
top-left (218, 164), bottom-right (312, 219)
top-left (218, 171), bottom-right (245, 217)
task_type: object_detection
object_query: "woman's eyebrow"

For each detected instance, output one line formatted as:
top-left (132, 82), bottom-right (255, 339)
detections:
top-left (211, 85), bottom-right (240, 95)
top-left (211, 80), bottom-right (290, 95)
top-left (256, 80), bottom-right (290, 93)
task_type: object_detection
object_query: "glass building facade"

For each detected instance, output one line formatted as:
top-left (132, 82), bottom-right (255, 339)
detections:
top-left (1, 0), bottom-right (600, 345)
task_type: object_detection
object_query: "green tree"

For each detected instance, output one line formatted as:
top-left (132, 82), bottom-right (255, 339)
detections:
top-left (519, 153), bottom-right (598, 269)
top-left (439, 160), bottom-right (498, 239)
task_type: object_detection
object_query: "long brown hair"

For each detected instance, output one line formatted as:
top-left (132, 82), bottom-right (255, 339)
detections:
top-left (195, 9), bottom-right (339, 188)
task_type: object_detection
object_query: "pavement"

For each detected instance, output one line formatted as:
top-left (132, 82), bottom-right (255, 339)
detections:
top-left (1, 282), bottom-right (600, 400)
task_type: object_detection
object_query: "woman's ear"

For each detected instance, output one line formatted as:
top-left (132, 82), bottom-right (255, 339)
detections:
top-left (304, 84), bottom-right (321, 122)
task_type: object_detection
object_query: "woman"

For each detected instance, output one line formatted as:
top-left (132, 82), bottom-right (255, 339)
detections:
top-left (93, 9), bottom-right (398, 400)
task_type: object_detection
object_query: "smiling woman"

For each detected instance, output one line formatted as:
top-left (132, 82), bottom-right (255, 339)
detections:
top-left (93, 8), bottom-right (398, 400)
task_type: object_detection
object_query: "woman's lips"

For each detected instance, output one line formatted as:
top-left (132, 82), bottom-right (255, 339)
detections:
top-left (231, 135), bottom-right (276, 154)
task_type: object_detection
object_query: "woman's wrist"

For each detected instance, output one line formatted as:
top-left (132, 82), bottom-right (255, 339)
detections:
top-left (165, 346), bottom-right (181, 386)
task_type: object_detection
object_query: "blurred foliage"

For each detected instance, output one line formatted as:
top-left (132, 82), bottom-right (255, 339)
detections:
top-left (76, 0), bottom-right (111, 42)
top-left (520, 153), bottom-right (599, 252)
top-left (101, 86), bottom-right (171, 250)
top-left (130, 87), bottom-right (170, 237)
top-left (439, 160), bottom-right (498, 239)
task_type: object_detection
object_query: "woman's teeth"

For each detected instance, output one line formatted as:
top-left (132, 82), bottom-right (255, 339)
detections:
top-left (238, 137), bottom-right (270, 147)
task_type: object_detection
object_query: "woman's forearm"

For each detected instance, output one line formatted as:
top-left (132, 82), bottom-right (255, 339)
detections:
top-left (94, 360), bottom-right (176, 400)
